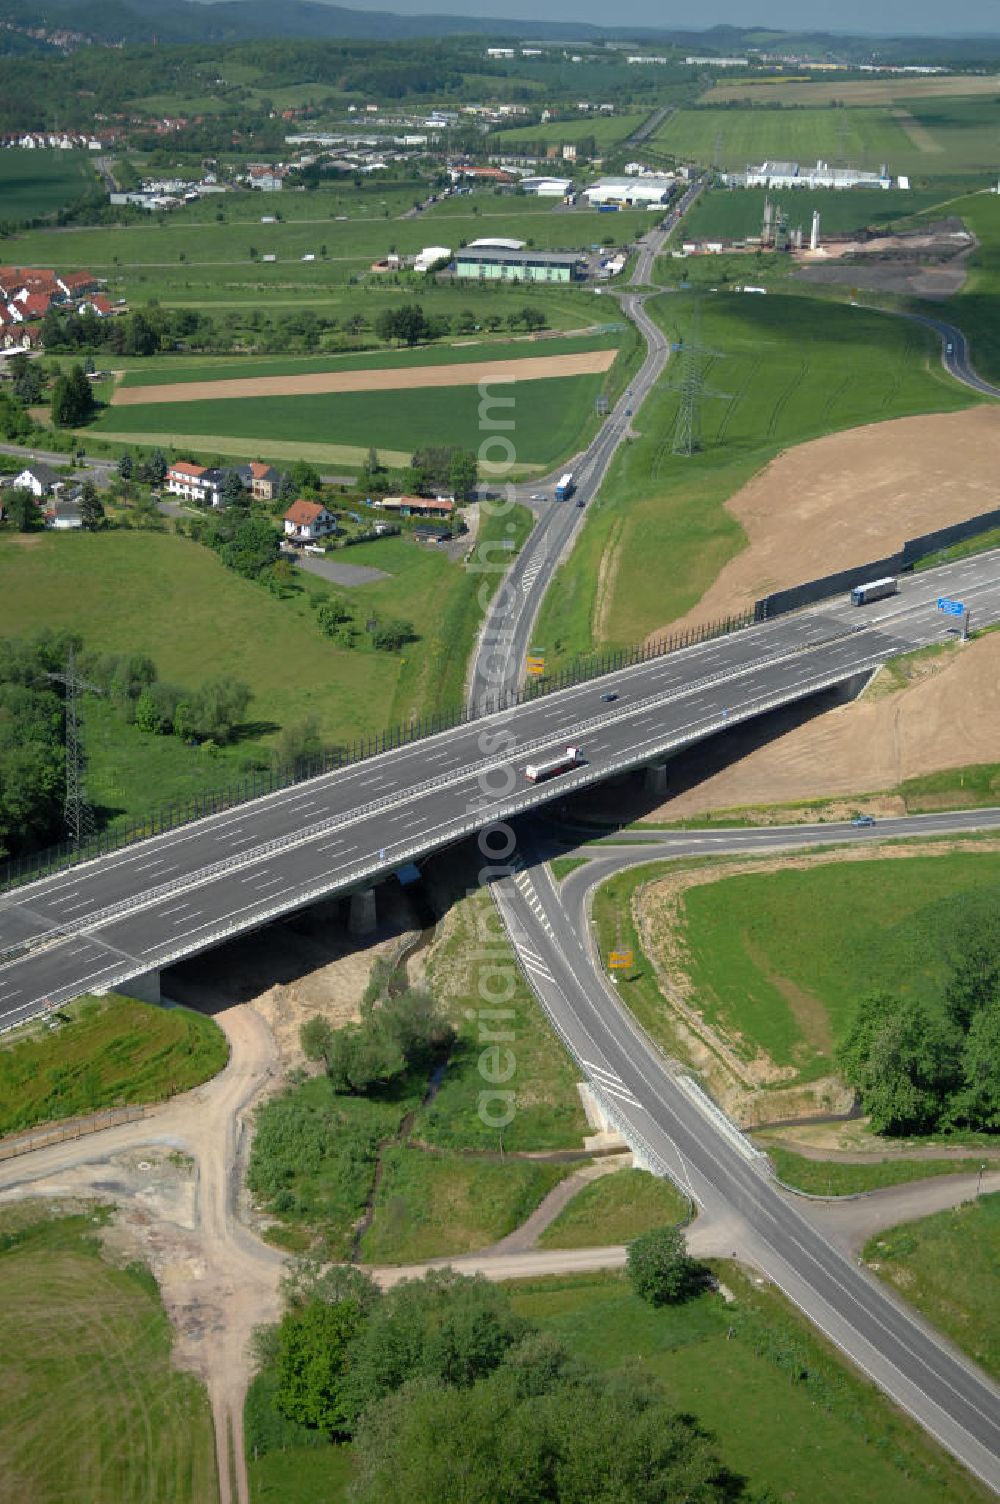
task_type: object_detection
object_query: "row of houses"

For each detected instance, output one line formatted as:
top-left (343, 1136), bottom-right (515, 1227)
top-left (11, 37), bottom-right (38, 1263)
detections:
top-left (165, 459), bottom-right (282, 508)
top-left (0, 462), bottom-right (87, 529)
top-left (0, 265), bottom-right (114, 344)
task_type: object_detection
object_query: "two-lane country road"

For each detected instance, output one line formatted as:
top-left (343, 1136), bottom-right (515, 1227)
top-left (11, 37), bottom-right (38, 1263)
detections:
top-left (492, 814), bottom-right (1000, 1491)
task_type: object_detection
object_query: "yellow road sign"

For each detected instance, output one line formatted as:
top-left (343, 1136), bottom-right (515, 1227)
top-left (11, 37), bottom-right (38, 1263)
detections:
top-left (609, 949), bottom-right (634, 970)
top-left (526, 654), bottom-right (546, 676)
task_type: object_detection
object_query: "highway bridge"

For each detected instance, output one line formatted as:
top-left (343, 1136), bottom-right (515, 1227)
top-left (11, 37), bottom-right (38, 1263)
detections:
top-left (1, 548), bottom-right (998, 1032)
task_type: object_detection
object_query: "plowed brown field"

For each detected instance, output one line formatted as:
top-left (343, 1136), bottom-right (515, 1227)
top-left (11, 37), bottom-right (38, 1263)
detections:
top-left (112, 349), bottom-right (617, 407)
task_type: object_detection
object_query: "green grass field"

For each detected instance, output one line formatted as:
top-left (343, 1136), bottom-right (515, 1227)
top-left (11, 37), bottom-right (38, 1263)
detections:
top-left (930, 190), bottom-right (1000, 387)
top-left (359, 1147), bottom-right (572, 1264)
top-left (94, 373), bottom-right (607, 467)
top-left (655, 105), bottom-right (914, 173)
top-left (0, 993), bottom-right (227, 1136)
top-left (644, 850), bottom-right (1000, 1085)
top-left (680, 185), bottom-right (954, 243)
top-left (865, 1192), bottom-right (1000, 1383)
top-left (489, 113), bottom-right (647, 147)
top-left (4, 196), bottom-right (648, 310)
top-left (0, 510), bottom-right (530, 833)
top-left (531, 287), bottom-right (969, 668)
top-left (537, 1167), bottom-right (689, 1248)
top-left (0, 149), bottom-right (96, 223)
top-left (0, 1205), bottom-right (217, 1503)
top-left (511, 1265), bottom-right (989, 1504)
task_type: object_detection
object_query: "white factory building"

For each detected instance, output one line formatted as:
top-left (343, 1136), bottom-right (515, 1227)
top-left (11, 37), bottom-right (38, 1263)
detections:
top-left (413, 246), bottom-right (452, 273)
top-left (745, 160), bottom-right (893, 190)
top-left (519, 176), bottom-right (573, 197)
top-left (583, 174), bottom-right (675, 206)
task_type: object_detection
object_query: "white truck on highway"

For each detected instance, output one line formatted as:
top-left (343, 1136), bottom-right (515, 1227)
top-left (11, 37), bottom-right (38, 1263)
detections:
top-left (850, 576), bottom-right (898, 606)
top-left (525, 746), bottom-right (584, 783)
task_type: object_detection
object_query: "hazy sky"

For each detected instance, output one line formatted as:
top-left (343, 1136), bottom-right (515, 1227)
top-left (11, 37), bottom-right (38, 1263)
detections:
top-left (375, 0), bottom-right (1000, 34)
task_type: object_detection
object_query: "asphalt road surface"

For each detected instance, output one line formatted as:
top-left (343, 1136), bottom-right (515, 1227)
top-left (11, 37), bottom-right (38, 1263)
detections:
top-left (2, 551), bottom-right (999, 1031)
top-left (492, 816), bottom-right (1000, 1490)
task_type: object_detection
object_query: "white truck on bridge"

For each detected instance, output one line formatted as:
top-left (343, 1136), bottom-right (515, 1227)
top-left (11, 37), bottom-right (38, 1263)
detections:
top-left (525, 746), bottom-right (584, 783)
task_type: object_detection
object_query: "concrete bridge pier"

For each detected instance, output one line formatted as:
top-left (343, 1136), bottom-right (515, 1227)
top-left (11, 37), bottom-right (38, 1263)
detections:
top-left (349, 887), bottom-right (377, 938)
top-left (117, 969), bottom-right (161, 1005)
top-left (644, 760), bottom-right (670, 796)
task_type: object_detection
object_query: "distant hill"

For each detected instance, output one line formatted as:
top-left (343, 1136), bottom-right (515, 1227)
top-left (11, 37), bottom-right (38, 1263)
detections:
top-left (3, 0), bottom-right (999, 55)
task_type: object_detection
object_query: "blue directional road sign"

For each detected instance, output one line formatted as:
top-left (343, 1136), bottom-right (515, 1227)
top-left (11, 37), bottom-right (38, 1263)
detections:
top-left (937, 597), bottom-right (965, 617)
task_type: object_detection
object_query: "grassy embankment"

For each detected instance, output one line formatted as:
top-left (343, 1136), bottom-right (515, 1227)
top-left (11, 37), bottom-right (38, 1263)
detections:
top-left (865, 1192), bottom-right (1000, 1383)
top-left (591, 848), bottom-right (1000, 1096)
top-left (767, 1145), bottom-right (990, 1197)
top-left (0, 1204), bottom-right (217, 1504)
top-left (0, 993), bottom-right (227, 1137)
top-left (0, 504), bottom-right (530, 836)
top-left (531, 287), bottom-right (970, 672)
top-left (536, 1167), bottom-right (689, 1248)
top-left (248, 885), bottom-right (590, 1266)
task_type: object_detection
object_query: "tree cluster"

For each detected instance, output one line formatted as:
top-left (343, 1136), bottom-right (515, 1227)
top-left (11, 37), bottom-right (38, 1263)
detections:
top-left (301, 985), bottom-right (453, 1095)
top-left (310, 593), bottom-right (416, 654)
top-left (250, 1266), bottom-right (744, 1503)
top-left (50, 363), bottom-right (95, 428)
top-left (839, 913), bottom-right (1000, 1135)
top-left (78, 646), bottom-right (253, 748)
top-left (404, 443), bottom-right (478, 499)
top-left (0, 631), bottom-right (74, 861)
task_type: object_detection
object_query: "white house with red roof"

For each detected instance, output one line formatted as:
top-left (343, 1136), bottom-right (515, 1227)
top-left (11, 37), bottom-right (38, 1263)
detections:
top-left (165, 461), bottom-right (225, 507)
top-left (283, 499), bottom-right (338, 542)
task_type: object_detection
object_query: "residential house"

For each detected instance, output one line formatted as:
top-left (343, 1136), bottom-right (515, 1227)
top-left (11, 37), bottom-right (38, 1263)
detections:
top-left (238, 461), bottom-right (280, 501)
top-left (13, 462), bottom-right (62, 498)
top-left (8, 291), bottom-right (51, 322)
top-left (79, 294), bottom-right (114, 318)
top-left (372, 495), bottom-right (454, 519)
top-left (283, 499), bottom-right (338, 542)
top-left (45, 491), bottom-right (84, 530)
top-left (165, 461), bottom-right (225, 508)
top-left (412, 524), bottom-right (452, 544)
top-left (56, 271), bottom-right (99, 299)
top-left (247, 165), bottom-right (287, 192)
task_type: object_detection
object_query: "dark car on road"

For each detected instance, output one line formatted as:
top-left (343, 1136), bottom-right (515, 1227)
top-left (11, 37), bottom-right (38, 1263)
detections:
top-left (851, 814), bottom-right (876, 827)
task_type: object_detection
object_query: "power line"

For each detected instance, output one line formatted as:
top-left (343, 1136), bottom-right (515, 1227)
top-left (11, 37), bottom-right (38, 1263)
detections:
top-left (46, 646), bottom-right (103, 848)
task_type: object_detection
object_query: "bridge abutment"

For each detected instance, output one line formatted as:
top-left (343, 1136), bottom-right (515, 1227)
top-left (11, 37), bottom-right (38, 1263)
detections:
top-left (116, 968), bottom-right (161, 1006)
top-left (348, 887), bottom-right (377, 938)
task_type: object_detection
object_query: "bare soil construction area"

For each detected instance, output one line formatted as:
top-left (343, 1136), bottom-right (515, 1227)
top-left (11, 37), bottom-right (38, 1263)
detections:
top-left (793, 220), bottom-right (972, 299)
top-left (651, 405), bottom-right (1000, 640)
top-left (634, 631), bottom-right (1000, 821)
top-left (112, 348), bottom-right (617, 407)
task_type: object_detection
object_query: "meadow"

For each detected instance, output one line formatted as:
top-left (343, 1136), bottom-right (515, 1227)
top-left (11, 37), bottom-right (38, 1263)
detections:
top-left (0, 993), bottom-right (227, 1135)
top-left (679, 184), bottom-right (954, 242)
top-left (530, 286), bottom-right (969, 668)
top-left (509, 1265), bottom-right (993, 1504)
top-left (926, 190), bottom-right (1000, 385)
top-left (651, 850), bottom-right (1000, 1084)
top-left (654, 105), bottom-right (915, 173)
top-left (359, 1149), bottom-right (572, 1264)
top-left (0, 1206), bottom-right (217, 1504)
top-left (0, 148), bottom-right (97, 223)
top-left (94, 371), bottom-right (606, 467)
top-left (488, 112), bottom-right (647, 147)
top-left (704, 74), bottom-right (1000, 108)
top-left (866, 1193), bottom-right (1000, 1384)
top-left (0, 508), bottom-right (532, 835)
top-left (536, 1166), bottom-right (689, 1247)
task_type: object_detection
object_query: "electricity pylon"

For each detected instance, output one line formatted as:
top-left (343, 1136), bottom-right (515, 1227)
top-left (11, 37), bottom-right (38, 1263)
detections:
top-left (47, 646), bottom-right (102, 847)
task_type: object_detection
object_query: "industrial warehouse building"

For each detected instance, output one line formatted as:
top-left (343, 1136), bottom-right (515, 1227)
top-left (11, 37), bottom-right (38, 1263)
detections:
top-left (453, 247), bottom-right (583, 283)
top-left (743, 160), bottom-right (893, 190)
top-left (583, 174), bottom-right (675, 206)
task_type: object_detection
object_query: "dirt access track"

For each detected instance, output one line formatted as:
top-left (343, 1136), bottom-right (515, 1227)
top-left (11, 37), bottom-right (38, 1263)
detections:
top-left (112, 348), bottom-right (617, 407)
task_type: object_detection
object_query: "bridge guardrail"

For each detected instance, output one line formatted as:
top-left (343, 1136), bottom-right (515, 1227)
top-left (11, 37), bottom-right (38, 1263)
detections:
top-left (0, 619), bottom-right (882, 969)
